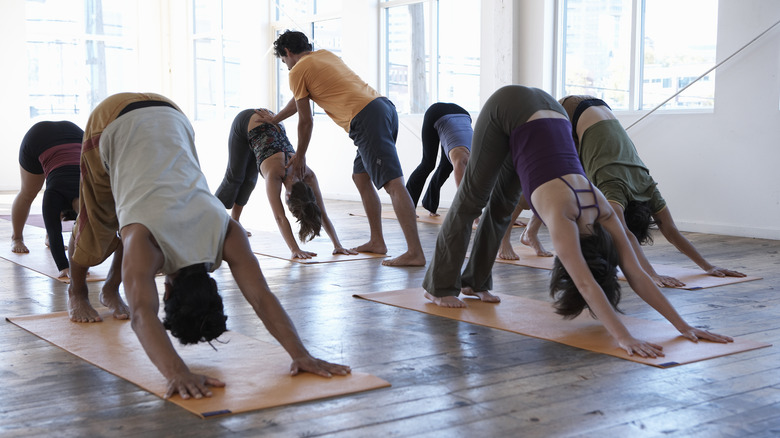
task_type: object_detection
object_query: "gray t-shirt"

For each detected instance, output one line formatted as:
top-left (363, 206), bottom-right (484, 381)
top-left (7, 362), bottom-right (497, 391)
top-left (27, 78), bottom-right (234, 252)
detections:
top-left (100, 107), bottom-right (229, 274)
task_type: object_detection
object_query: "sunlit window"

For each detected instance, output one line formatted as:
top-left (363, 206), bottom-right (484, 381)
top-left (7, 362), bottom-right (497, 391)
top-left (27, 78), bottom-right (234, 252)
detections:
top-left (273, 0), bottom-right (343, 113)
top-left (192, 0), bottom-right (243, 120)
top-left (381, 0), bottom-right (481, 114)
top-left (25, 0), bottom-right (138, 118)
top-left (560, 0), bottom-right (717, 110)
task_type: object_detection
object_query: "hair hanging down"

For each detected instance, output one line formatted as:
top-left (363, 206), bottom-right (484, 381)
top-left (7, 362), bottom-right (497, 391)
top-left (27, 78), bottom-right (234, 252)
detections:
top-left (163, 264), bottom-right (227, 345)
top-left (623, 200), bottom-right (656, 245)
top-left (549, 223), bottom-right (622, 319)
top-left (273, 30), bottom-right (313, 57)
top-left (287, 181), bottom-right (322, 242)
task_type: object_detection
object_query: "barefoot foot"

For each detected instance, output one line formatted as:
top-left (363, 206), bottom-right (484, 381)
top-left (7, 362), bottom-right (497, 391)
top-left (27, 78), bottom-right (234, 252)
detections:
top-left (352, 240), bottom-right (388, 255)
top-left (68, 294), bottom-right (102, 323)
top-left (100, 290), bottom-right (130, 320)
top-left (520, 229), bottom-right (553, 257)
top-left (462, 287), bottom-right (501, 303)
top-left (424, 292), bottom-right (466, 308)
top-left (381, 251), bottom-right (425, 267)
top-left (498, 243), bottom-right (520, 260)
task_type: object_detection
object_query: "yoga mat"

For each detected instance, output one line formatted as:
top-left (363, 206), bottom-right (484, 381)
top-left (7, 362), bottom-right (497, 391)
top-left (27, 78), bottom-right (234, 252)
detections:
top-left (0, 219), bottom-right (108, 283)
top-left (248, 230), bottom-right (387, 264)
top-left (7, 310), bottom-right (390, 418)
top-left (0, 214), bottom-right (57, 229)
top-left (493, 245), bottom-right (761, 290)
top-left (354, 288), bottom-right (770, 368)
top-left (349, 209), bottom-right (528, 228)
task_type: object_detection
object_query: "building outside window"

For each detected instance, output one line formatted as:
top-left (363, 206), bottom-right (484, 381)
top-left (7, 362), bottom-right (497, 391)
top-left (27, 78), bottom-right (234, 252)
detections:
top-left (560, 0), bottom-right (717, 110)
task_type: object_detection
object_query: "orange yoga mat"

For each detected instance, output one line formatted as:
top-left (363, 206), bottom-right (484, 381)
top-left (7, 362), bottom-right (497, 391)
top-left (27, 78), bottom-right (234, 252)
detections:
top-left (354, 288), bottom-right (770, 368)
top-left (493, 245), bottom-right (761, 290)
top-left (0, 219), bottom-right (108, 283)
top-left (349, 209), bottom-right (529, 228)
top-left (7, 310), bottom-right (390, 418)
top-left (248, 230), bottom-right (387, 264)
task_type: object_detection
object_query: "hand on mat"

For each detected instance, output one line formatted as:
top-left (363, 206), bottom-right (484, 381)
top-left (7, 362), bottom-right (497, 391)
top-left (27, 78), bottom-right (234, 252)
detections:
top-left (652, 273), bottom-right (685, 288)
top-left (619, 337), bottom-right (664, 358)
top-left (333, 247), bottom-right (358, 256)
top-left (291, 249), bottom-right (317, 259)
top-left (290, 356), bottom-right (351, 378)
top-left (706, 266), bottom-right (746, 278)
top-left (165, 371), bottom-right (225, 400)
top-left (679, 327), bottom-right (734, 344)
top-left (12, 239), bottom-right (29, 253)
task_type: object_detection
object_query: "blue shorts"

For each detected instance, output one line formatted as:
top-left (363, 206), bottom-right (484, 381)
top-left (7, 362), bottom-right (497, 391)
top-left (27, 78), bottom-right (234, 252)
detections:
top-left (348, 97), bottom-right (403, 189)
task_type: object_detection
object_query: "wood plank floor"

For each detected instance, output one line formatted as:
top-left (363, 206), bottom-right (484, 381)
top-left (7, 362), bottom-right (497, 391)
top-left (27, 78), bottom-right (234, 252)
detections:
top-left (1, 194), bottom-right (779, 437)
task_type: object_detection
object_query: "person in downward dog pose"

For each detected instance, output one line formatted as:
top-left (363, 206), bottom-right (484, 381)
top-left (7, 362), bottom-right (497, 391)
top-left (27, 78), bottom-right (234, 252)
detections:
top-left (12, 121), bottom-right (82, 278)
top-left (68, 92), bottom-right (350, 398)
top-left (423, 85), bottom-right (732, 358)
top-left (246, 108), bottom-right (356, 259)
top-left (405, 102), bottom-right (473, 216)
top-left (542, 95), bottom-right (744, 287)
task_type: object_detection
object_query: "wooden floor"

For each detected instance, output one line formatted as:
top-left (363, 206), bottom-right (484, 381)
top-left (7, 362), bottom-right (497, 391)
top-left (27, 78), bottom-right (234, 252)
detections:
top-left (1, 195), bottom-right (779, 437)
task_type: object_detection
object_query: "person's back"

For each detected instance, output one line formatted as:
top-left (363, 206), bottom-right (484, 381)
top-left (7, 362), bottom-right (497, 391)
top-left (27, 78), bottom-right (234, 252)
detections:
top-left (289, 50), bottom-right (380, 131)
top-left (100, 104), bottom-right (229, 274)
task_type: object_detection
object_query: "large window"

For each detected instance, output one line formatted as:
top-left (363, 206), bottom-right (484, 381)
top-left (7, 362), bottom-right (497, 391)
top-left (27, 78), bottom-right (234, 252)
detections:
top-left (192, 0), bottom-right (243, 120)
top-left (25, 0), bottom-right (138, 118)
top-left (381, 0), bottom-right (481, 114)
top-left (560, 0), bottom-right (718, 110)
top-left (272, 1), bottom-right (343, 113)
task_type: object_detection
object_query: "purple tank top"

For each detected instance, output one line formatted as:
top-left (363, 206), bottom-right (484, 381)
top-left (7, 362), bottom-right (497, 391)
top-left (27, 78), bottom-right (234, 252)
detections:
top-left (510, 117), bottom-right (585, 215)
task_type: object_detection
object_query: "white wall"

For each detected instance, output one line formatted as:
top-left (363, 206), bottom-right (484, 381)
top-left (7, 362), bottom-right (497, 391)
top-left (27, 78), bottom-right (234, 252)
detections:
top-left (2, 0), bottom-right (778, 239)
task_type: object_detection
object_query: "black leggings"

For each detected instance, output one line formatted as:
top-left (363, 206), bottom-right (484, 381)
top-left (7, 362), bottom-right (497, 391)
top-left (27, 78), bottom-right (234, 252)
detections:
top-left (215, 109), bottom-right (258, 208)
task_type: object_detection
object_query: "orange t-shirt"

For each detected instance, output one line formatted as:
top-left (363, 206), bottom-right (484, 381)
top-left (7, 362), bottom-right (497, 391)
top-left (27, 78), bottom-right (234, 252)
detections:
top-left (289, 50), bottom-right (381, 132)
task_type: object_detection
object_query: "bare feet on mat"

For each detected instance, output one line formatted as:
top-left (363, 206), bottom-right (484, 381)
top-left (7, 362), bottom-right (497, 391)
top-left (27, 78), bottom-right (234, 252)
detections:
top-left (12, 239), bottom-right (29, 253)
top-left (462, 287), bottom-right (500, 303)
top-left (428, 212), bottom-right (440, 217)
top-left (520, 229), bottom-right (553, 257)
top-left (353, 239), bottom-right (388, 255)
top-left (424, 292), bottom-right (466, 308)
top-left (100, 289), bottom-right (130, 320)
top-left (498, 242), bottom-right (519, 260)
top-left (57, 268), bottom-right (70, 279)
top-left (381, 251), bottom-right (425, 267)
top-left (68, 294), bottom-right (102, 323)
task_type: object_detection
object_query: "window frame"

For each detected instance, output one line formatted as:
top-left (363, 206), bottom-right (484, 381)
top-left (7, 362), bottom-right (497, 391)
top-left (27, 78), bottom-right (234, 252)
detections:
top-left (555, 0), bottom-right (717, 113)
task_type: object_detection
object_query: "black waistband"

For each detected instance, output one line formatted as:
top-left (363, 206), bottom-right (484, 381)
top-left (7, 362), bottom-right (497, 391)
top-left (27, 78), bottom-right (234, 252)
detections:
top-left (117, 100), bottom-right (177, 118)
top-left (572, 98), bottom-right (611, 134)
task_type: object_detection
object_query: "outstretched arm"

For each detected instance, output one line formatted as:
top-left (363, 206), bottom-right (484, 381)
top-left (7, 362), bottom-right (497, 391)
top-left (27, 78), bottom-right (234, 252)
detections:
top-left (304, 168), bottom-right (357, 255)
top-left (602, 212), bottom-right (733, 345)
top-left (265, 173), bottom-right (316, 259)
top-left (286, 97), bottom-right (313, 181)
top-left (222, 219), bottom-right (351, 377)
top-left (548, 214), bottom-right (663, 357)
top-left (653, 207), bottom-right (745, 278)
top-left (121, 224), bottom-right (225, 400)
top-left (609, 201), bottom-right (685, 287)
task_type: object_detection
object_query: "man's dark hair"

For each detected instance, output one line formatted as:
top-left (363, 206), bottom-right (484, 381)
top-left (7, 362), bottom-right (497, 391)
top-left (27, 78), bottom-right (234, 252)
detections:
top-left (273, 30), bottom-right (313, 58)
top-left (163, 264), bottom-right (227, 345)
top-left (624, 200), bottom-right (656, 245)
top-left (286, 181), bottom-right (322, 242)
top-left (549, 222), bottom-right (622, 319)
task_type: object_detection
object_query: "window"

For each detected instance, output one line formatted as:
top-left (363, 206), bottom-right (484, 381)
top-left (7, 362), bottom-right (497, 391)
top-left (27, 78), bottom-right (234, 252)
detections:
top-left (560, 0), bottom-right (718, 110)
top-left (192, 0), bottom-right (243, 120)
top-left (381, 0), bottom-right (481, 114)
top-left (25, 0), bottom-right (138, 118)
top-left (272, 1), bottom-right (343, 113)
